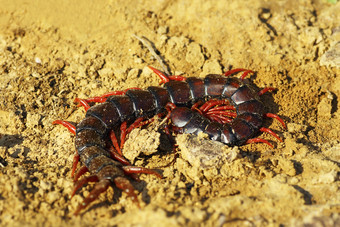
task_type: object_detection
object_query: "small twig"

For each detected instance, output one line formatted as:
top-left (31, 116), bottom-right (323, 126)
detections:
top-left (133, 34), bottom-right (170, 76)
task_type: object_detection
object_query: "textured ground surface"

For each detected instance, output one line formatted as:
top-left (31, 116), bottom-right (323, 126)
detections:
top-left (0, 0), bottom-right (340, 226)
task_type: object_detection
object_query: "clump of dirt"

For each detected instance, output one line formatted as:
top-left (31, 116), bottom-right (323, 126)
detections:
top-left (0, 0), bottom-right (339, 226)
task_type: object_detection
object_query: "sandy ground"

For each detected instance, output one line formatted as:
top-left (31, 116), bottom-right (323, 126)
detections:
top-left (0, 0), bottom-right (340, 226)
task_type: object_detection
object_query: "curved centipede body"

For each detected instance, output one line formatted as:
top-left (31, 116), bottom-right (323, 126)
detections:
top-left (53, 67), bottom-right (286, 215)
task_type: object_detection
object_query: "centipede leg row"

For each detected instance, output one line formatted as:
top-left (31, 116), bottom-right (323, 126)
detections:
top-left (53, 66), bottom-right (286, 215)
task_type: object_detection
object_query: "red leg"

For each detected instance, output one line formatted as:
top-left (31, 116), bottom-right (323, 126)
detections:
top-left (163, 124), bottom-right (171, 135)
top-left (74, 98), bottom-right (91, 111)
top-left (166, 102), bottom-right (177, 111)
top-left (265, 113), bottom-right (286, 129)
top-left (52, 120), bottom-right (76, 135)
top-left (148, 66), bottom-right (186, 84)
top-left (224, 68), bottom-right (254, 80)
top-left (118, 113), bottom-right (166, 153)
top-left (121, 113), bottom-right (165, 150)
top-left (113, 177), bottom-right (140, 208)
top-left (168, 75), bottom-right (187, 81)
top-left (163, 102), bottom-right (177, 121)
top-left (260, 127), bottom-right (283, 142)
top-left (206, 114), bottom-right (233, 124)
top-left (199, 100), bottom-right (227, 113)
top-left (192, 106), bottom-right (203, 115)
top-left (74, 179), bottom-right (110, 215)
top-left (191, 100), bottom-right (204, 115)
top-left (107, 147), bottom-right (139, 181)
top-left (206, 114), bottom-right (224, 124)
top-left (258, 87), bottom-right (276, 96)
top-left (199, 100), bottom-right (215, 112)
top-left (110, 131), bottom-right (122, 156)
top-left (120, 117), bottom-right (146, 150)
top-left (240, 70), bottom-right (254, 80)
top-left (191, 100), bottom-right (204, 109)
top-left (219, 116), bottom-right (233, 124)
top-left (120, 118), bottom-right (145, 151)
top-left (73, 166), bottom-right (89, 182)
top-left (122, 166), bottom-right (162, 178)
top-left (82, 88), bottom-right (142, 104)
top-left (198, 100), bottom-right (237, 122)
top-left (71, 153), bottom-right (80, 178)
top-left (224, 68), bottom-right (249, 77)
top-left (207, 105), bottom-right (236, 112)
top-left (148, 66), bottom-right (169, 83)
top-left (246, 138), bottom-right (273, 148)
top-left (191, 99), bottom-right (237, 123)
top-left (119, 121), bottom-right (128, 150)
top-left (71, 175), bottom-right (99, 198)
top-left (126, 114), bottom-right (163, 135)
top-left (206, 110), bottom-right (237, 118)
top-left (74, 88), bottom-right (142, 110)
top-left (108, 147), bottom-right (131, 166)
top-left (126, 117), bottom-right (144, 134)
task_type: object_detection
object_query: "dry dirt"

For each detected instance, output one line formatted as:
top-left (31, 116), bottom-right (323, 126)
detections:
top-left (0, 0), bottom-right (340, 226)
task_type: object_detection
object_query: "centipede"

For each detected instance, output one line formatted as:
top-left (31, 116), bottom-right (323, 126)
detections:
top-left (53, 66), bottom-right (286, 215)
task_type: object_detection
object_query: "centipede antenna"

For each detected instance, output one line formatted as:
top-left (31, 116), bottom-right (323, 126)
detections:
top-left (133, 34), bottom-right (170, 76)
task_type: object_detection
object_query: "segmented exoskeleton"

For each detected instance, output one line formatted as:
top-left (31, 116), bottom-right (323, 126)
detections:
top-left (53, 67), bottom-right (285, 215)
